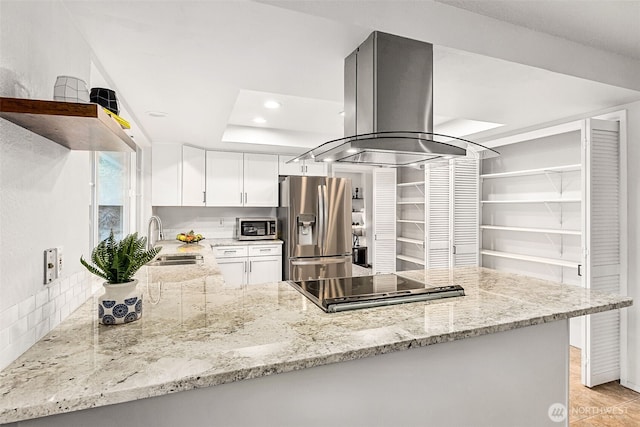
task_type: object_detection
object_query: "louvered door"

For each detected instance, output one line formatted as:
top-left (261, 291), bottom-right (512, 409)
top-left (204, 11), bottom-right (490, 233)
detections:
top-left (425, 162), bottom-right (451, 268)
top-left (452, 159), bottom-right (479, 266)
top-left (372, 168), bottom-right (397, 274)
top-left (582, 118), bottom-right (622, 387)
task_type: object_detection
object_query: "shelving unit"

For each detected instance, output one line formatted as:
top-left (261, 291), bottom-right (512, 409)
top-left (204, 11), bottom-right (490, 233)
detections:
top-left (480, 250), bottom-right (579, 269)
top-left (480, 128), bottom-right (583, 280)
top-left (480, 164), bottom-right (582, 179)
top-left (481, 199), bottom-right (581, 204)
top-left (396, 168), bottom-right (426, 271)
top-left (480, 225), bottom-right (581, 236)
top-left (0, 97), bottom-right (136, 151)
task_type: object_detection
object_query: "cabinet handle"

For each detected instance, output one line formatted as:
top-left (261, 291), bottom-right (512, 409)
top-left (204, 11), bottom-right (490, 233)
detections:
top-left (240, 192), bottom-right (243, 204)
top-left (452, 245), bottom-right (457, 254)
top-left (259, 248), bottom-right (270, 252)
top-left (578, 264), bottom-right (582, 277)
top-left (244, 260), bottom-right (247, 273)
top-left (249, 261), bottom-right (252, 272)
top-left (245, 192), bottom-right (248, 204)
top-left (224, 250), bottom-right (236, 255)
top-left (203, 191), bottom-right (206, 204)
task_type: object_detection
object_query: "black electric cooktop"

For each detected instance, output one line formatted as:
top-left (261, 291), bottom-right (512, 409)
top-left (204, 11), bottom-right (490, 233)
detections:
top-left (288, 274), bottom-right (465, 313)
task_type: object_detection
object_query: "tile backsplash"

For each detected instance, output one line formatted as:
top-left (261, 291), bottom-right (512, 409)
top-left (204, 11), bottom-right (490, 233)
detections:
top-left (0, 271), bottom-right (102, 370)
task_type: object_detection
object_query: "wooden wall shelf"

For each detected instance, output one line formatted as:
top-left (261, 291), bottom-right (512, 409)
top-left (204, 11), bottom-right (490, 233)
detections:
top-left (0, 97), bottom-right (136, 152)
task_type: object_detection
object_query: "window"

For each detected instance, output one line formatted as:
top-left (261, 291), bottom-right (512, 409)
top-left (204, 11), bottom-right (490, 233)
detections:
top-left (91, 152), bottom-right (134, 245)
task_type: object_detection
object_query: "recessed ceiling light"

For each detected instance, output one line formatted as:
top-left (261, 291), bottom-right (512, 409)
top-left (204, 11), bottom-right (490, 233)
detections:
top-left (252, 117), bottom-right (267, 124)
top-left (264, 100), bottom-right (281, 109)
top-left (323, 158), bottom-right (333, 162)
top-left (346, 148), bottom-right (358, 153)
top-left (338, 111), bottom-right (345, 116)
top-left (146, 111), bottom-right (168, 117)
top-left (293, 158), bottom-right (300, 163)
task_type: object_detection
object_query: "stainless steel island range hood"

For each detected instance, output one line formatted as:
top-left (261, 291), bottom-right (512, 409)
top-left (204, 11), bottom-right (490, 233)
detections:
top-left (291, 31), bottom-right (499, 167)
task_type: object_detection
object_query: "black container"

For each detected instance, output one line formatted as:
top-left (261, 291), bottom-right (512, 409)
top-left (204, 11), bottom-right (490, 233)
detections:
top-left (90, 87), bottom-right (119, 115)
top-left (352, 246), bottom-right (368, 266)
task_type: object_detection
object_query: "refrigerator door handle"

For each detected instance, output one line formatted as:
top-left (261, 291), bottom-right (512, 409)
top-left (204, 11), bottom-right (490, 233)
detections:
top-left (291, 257), bottom-right (347, 266)
top-left (317, 184), bottom-right (326, 254)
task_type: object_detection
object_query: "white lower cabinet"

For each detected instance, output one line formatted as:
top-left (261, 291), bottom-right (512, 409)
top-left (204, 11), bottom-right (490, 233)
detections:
top-left (213, 244), bottom-right (282, 287)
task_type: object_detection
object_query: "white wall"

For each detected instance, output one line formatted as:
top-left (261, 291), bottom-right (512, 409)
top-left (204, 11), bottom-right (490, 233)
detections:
top-left (154, 206), bottom-right (277, 240)
top-left (0, 1), bottom-right (102, 369)
top-left (621, 101), bottom-right (640, 392)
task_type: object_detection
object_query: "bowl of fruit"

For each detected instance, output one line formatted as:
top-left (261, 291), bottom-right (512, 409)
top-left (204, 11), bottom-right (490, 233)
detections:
top-left (176, 230), bottom-right (204, 244)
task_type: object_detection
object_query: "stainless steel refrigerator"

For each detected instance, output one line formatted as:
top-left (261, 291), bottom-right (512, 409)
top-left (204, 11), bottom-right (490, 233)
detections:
top-left (278, 176), bottom-right (352, 281)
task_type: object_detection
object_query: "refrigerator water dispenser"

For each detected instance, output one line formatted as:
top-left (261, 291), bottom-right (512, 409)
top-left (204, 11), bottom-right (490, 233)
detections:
top-left (297, 213), bottom-right (316, 245)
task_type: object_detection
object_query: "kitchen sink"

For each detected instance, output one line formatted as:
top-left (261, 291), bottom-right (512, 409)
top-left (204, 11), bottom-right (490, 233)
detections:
top-left (147, 254), bottom-right (204, 266)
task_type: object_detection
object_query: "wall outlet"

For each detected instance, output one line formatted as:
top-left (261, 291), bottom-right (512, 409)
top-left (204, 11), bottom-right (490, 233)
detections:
top-left (44, 248), bottom-right (58, 284)
top-left (56, 246), bottom-right (63, 276)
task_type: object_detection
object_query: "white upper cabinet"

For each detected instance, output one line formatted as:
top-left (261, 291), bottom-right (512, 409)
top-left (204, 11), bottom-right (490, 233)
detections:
top-left (182, 145), bottom-right (206, 206)
top-left (206, 151), bottom-right (244, 207)
top-left (244, 153), bottom-right (279, 207)
top-left (207, 151), bottom-right (278, 207)
top-left (151, 144), bottom-right (182, 206)
top-left (278, 155), bottom-right (327, 177)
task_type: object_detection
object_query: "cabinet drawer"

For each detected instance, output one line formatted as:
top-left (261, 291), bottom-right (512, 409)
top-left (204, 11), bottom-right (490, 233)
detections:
top-left (213, 246), bottom-right (249, 258)
top-left (249, 245), bottom-right (282, 257)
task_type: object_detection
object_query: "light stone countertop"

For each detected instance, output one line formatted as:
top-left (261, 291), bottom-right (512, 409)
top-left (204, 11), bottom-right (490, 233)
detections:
top-left (0, 242), bottom-right (632, 424)
top-left (208, 238), bottom-right (283, 247)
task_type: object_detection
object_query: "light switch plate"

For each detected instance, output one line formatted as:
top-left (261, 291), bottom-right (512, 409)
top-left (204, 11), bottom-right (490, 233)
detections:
top-left (56, 246), bottom-right (63, 276)
top-left (44, 248), bottom-right (58, 284)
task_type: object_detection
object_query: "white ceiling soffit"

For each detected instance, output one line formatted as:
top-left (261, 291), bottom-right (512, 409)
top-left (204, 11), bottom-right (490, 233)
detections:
top-left (62, 0), bottom-right (640, 150)
top-left (261, 0), bottom-right (640, 92)
top-left (436, 0), bottom-right (640, 61)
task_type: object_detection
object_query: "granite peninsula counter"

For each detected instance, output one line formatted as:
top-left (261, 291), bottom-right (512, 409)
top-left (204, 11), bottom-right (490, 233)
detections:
top-left (0, 241), bottom-right (632, 426)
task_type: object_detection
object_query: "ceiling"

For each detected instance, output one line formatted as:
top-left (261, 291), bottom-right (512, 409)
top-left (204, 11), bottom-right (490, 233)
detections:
top-left (61, 0), bottom-right (640, 152)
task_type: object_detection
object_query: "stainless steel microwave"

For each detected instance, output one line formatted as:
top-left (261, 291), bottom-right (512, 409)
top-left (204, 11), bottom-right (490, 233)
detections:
top-left (236, 217), bottom-right (278, 240)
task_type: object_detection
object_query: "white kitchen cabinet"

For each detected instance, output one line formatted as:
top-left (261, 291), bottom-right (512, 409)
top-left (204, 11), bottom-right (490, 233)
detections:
top-left (247, 255), bottom-right (281, 285)
top-left (244, 153), bottom-right (279, 206)
top-left (216, 257), bottom-right (247, 288)
top-left (151, 144), bottom-right (182, 206)
top-left (182, 145), bottom-right (206, 206)
top-left (278, 155), bottom-right (327, 177)
top-left (214, 244), bottom-right (282, 287)
top-left (207, 151), bottom-right (278, 207)
top-left (206, 151), bottom-right (244, 206)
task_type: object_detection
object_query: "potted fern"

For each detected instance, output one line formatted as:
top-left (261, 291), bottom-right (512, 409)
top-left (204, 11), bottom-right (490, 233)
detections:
top-left (81, 231), bottom-right (161, 325)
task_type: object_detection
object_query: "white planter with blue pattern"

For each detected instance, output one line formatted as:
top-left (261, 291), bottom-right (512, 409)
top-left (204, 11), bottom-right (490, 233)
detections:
top-left (98, 279), bottom-right (142, 325)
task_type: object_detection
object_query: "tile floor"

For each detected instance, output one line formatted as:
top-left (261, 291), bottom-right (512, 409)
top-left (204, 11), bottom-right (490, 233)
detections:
top-left (570, 346), bottom-right (640, 425)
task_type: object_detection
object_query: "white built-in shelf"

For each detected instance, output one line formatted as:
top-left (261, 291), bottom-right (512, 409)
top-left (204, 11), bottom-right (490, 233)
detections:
top-left (397, 219), bottom-right (425, 224)
top-left (397, 237), bottom-right (424, 245)
top-left (480, 225), bottom-right (581, 236)
top-left (397, 201), bottom-right (425, 205)
top-left (397, 181), bottom-right (425, 188)
top-left (396, 254), bottom-right (425, 265)
top-left (481, 250), bottom-right (579, 268)
top-left (481, 199), bottom-right (581, 204)
top-left (480, 164), bottom-right (582, 179)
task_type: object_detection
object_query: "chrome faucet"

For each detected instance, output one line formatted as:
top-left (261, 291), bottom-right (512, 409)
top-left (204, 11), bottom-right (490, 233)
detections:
top-left (147, 215), bottom-right (164, 250)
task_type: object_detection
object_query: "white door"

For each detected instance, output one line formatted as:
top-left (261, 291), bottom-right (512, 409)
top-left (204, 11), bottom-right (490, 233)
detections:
top-left (247, 256), bottom-right (282, 285)
top-left (244, 153), bottom-right (279, 207)
top-left (182, 145), bottom-right (206, 206)
top-left (151, 144), bottom-right (181, 206)
top-left (372, 168), bottom-right (396, 274)
top-left (216, 257), bottom-right (247, 288)
top-left (451, 159), bottom-right (479, 266)
top-left (206, 151), bottom-right (244, 207)
top-left (426, 162), bottom-right (451, 268)
top-left (582, 118), bottom-right (622, 387)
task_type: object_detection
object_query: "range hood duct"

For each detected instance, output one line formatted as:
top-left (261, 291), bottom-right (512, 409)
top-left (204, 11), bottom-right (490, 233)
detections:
top-left (291, 31), bottom-right (498, 167)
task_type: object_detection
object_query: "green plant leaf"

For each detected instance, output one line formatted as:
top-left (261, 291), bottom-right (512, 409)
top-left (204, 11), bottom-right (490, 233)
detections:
top-left (80, 230), bottom-right (163, 284)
